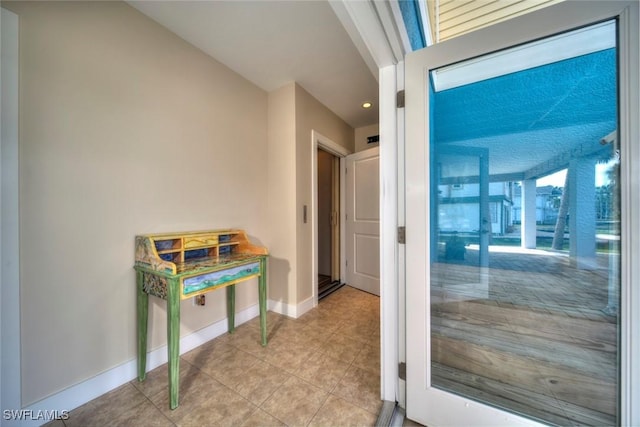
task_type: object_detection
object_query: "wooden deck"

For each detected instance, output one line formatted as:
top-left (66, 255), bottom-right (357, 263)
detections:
top-left (430, 249), bottom-right (618, 426)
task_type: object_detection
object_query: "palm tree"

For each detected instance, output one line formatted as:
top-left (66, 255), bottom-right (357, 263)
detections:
top-left (551, 172), bottom-right (569, 250)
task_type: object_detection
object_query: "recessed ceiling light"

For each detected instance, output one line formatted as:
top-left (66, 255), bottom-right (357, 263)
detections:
top-left (361, 102), bottom-right (373, 109)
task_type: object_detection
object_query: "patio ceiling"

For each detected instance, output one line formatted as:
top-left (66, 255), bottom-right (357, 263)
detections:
top-left (433, 47), bottom-right (617, 181)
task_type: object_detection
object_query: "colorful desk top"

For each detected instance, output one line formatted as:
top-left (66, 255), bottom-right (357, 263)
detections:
top-left (134, 229), bottom-right (268, 277)
top-left (134, 229), bottom-right (268, 299)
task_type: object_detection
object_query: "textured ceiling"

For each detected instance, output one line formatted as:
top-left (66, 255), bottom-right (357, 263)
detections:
top-left (433, 48), bottom-right (617, 179)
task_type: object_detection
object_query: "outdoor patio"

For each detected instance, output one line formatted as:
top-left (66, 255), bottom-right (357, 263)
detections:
top-left (431, 246), bottom-right (618, 426)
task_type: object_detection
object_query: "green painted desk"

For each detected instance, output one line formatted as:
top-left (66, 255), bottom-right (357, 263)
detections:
top-left (134, 229), bottom-right (268, 409)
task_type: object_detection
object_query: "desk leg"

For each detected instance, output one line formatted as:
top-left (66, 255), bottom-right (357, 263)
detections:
top-left (136, 270), bottom-right (148, 382)
top-left (259, 258), bottom-right (268, 346)
top-left (227, 284), bottom-right (236, 334)
top-left (167, 278), bottom-right (180, 410)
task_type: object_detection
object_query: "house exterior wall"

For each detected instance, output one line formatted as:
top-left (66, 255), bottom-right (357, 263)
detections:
top-left (431, 0), bottom-right (562, 42)
top-left (438, 182), bottom-right (513, 234)
top-left (512, 185), bottom-right (563, 224)
top-left (437, 201), bottom-right (510, 235)
top-left (4, 1), bottom-right (269, 406)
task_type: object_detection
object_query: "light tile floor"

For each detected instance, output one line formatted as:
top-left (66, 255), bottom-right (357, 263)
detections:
top-left (49, 286), bottom-right (381, 427)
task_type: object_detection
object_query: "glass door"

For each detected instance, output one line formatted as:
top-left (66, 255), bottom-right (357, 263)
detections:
top-left (405, 2), bottom-right (639, 426)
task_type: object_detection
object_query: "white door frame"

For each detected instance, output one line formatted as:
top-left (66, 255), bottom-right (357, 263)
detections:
top-left (311, 130), bottom-right (349, 308)
top-left (405, 1), bottom-right (639, 425)
top-left (618, 3), bottom-right (640, 423)
top-left (378, 63), bottom-right (401, 404)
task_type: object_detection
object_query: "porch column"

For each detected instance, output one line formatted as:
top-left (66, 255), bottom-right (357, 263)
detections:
top-left (430, 157), bottom-right (440, 263)
top-left (568, 158), bottom-right (597, 269)
top-left (522, 179), bottom-right (537, 249)
top-left (479, 151), bottom-right (490, 267)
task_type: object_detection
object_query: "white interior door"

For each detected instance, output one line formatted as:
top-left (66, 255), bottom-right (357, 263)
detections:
top-left (405, 2), bottom-right (639, 426)
top-left (345, 146), bottom-right (380, 295)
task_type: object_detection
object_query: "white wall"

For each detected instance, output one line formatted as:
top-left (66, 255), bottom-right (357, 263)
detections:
top-left (294, 84), bottom-right (354, 306)
top-left (266, 83), bottom-right (298, 308)
top-left (3, 1), bottom-right (269, 406)
top-left (265, 82), bottom-right (355, 314)
top-left (355, 123), bottom-right (379, 152)
top-left (1, 6), bottom-right (21, 416)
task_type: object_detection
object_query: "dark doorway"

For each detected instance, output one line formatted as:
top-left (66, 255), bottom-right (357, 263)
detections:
top-left (317, 148), bottom-right (343, 299)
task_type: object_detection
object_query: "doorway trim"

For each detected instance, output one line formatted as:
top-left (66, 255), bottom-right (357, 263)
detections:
top-left (311, 130), bottom-right (349, 307)
top-left (618, 2), bottom-right (640, 423)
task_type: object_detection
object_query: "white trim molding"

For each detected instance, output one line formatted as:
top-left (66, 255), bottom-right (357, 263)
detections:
top-left (379, 63), bottom-right (399, 403)
top-left (310, 130), bottom-right (350, 309)
top-left (268, 296), bottom-right (314, 319)
top-left (311, 130), bottom-right (350, 158)
top-left (329, 0), bottom-right (399, 74)
top-left (433, 20), bottom-right (616, 91)
top-left (618, 2), bottom-right (640, 425)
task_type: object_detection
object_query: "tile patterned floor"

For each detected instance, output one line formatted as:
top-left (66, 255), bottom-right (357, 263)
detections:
top-left (49, 286), bottom-right (381, 427)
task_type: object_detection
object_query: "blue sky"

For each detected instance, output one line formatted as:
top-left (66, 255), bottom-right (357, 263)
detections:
top-left (537, 162), bottom-right (616, 188)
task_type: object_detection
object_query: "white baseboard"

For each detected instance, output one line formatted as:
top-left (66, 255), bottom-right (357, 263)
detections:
top-left (268, 296), bottom-right (314, 318)
top-left (19, 303), bottom-right (260, 427)
top-left (295, 295), bottom-right (315, 317)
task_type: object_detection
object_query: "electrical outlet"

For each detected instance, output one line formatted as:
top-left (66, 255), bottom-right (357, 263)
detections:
top-left (194, 295), bottom-right (205, 306)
